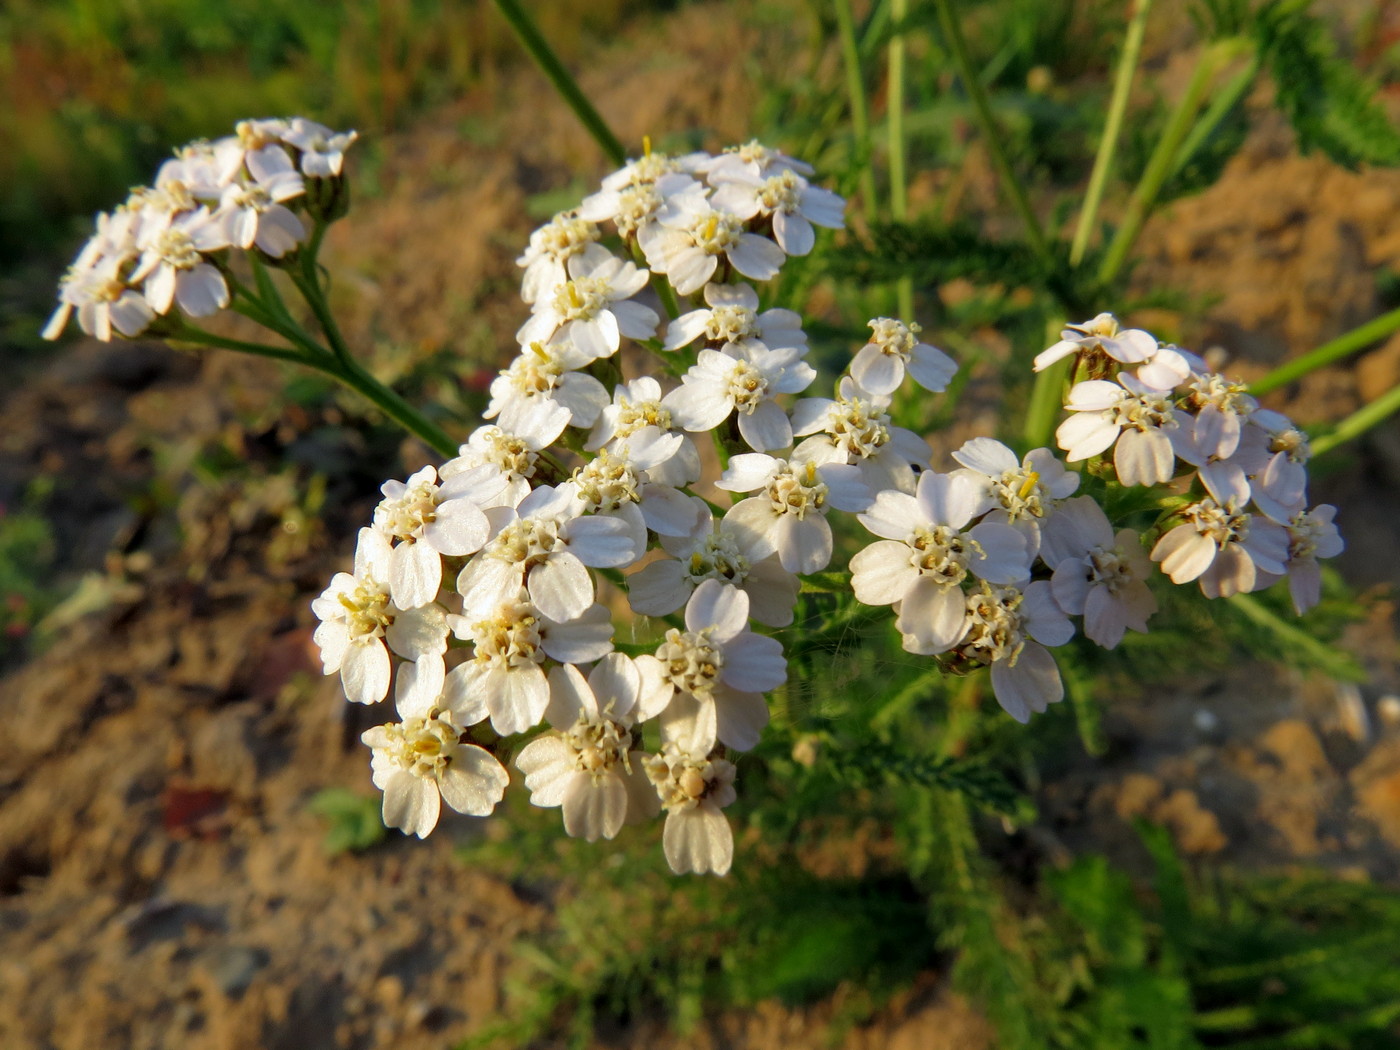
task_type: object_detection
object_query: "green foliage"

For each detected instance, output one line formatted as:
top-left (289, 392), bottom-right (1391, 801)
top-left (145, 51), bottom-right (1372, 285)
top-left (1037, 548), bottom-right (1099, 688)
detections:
top-left (307, 788), bottom-right (387, 854)
top-left (1254, 0), bottom-right (1400, 169)
top-left (0, 486), bottom-right (60, 663)
top-left (458, 800), bottom-right (939, 1050)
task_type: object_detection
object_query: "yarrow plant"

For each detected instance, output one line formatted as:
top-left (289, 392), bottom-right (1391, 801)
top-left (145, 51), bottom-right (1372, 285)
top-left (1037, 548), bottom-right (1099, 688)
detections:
top-left (46, 122), bottom-right (1346, 878)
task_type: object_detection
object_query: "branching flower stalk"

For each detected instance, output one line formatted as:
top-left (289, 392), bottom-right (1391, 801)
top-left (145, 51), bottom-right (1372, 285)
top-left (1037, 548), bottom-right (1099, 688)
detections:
top-left (46, 125), bottom-right (1347, 878)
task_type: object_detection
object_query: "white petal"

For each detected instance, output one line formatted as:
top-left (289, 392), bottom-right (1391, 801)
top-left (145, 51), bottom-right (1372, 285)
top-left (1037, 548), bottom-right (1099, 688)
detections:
top-left (381, 772), bottom-right (440, 838)
top-left (438, 747), bottom-right (509, 816)
top-left (341, 640), bottom-right (390, 705)
top-left (390, 540), bottom-right (442, 609)
top-left (528, 552), bottom-right (594, 623)
top-left (663, 806), bottom-right (733, 876)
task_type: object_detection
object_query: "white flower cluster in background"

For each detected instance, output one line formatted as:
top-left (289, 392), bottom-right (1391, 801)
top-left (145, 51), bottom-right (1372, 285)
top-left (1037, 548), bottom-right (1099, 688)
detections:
top-left (307, 142), bottom-right (1343, 875)
top-left (42, 117), bottom-right (357, 342)
top-left (1048, 313), bottom-right (1343, 615)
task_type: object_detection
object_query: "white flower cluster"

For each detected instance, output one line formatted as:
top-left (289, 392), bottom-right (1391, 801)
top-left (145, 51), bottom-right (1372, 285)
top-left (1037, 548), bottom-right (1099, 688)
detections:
top-left (43, 117), bottom-right (357, 342)
top-left (1048, 312), bottom-right (1342, 615)
top-left (310, 142), bottom-right (1343, 876)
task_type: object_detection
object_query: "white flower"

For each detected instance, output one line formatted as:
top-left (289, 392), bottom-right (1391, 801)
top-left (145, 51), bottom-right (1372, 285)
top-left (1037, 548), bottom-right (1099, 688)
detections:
top-left (372, 463), bottom-right (507, 609)
top-left (698, 140), bottom-right (814, 181)
top-left (311, 528), bottom-right (449, 705)
top-left (1039, 497), bottom-right (1157, 649)
top-left (514, 655), bottom-right (661, 841)
top-left (442, 416), bottom-right (569, 508)
top-left (849, 318), bottom-right (957, 397)
top-left (445, 592), bottom-right (613, 735)
top-left (279, 117), bottom-right (358, 177)
top-left (791, 377), bottom-right (929, 494)
top-left (1246, 411), bottom-right (1312, 521)
top-left (1179, 372), bottom-right (1259, 460)
top-left (485, 340), bottom-right (609, 433)
top-left (951, 438), bottom-right (1079, 557)
top-left (214, 119), bottom-right (295, 183)
top-left (361, 659), bottom-right (509, 839)
top-left (1055, 375), bottom-right (1179, 486)
top-left (517, 253), bottom-right (659, 361)
top-left (709, 167), bottom-right (845, 256)
top-left (564, 439), bottom-right (700, 540)
top-left (627, 497), bottom-right (800, 627)
top-left (455, 484), bottom-right (641, 623)
top-left (580, 166), bottom-right (707, 239)
top-left (717, 454), bottom-right (871, 574)
top-left (130, 208), bottom-right (231, 317)
top-left (516, 211), bottom-right (608, 304)
top-left (634, 579), bottom-right (786, 753)
top-left (662, 282), bottom-right (807, 356)
top-left (1150, 497), bottom-right (1290, 598)
top-left (43, 256), bottom-right (154, 343)
top-left (853, 471), bottom-right (1030, 653)
top-left (586, 377), bottom-right (701, 488)
top-left (943, 582), bottom-right (1073, 724)
top-left (663, 343), bottom-right (815, 452)
top-left (638, 198), bottom-right (785, 294)
top-left (216, 146), bottom-right (306, 257)
top-left (1251, 504), bottom-right (1343, 615)
top-left (645, 742), bottom-right (738, 876)
top-left (1032, 312), bottom-right (1159, 372)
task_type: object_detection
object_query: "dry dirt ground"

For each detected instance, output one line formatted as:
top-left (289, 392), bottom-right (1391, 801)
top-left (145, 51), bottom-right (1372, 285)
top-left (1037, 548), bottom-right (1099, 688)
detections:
top-left (4, 6), bottom-right (1400, 1049)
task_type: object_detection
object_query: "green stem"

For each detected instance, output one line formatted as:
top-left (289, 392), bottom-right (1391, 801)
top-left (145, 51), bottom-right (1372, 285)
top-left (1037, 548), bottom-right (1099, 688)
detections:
top-left (167, 323), bottom-right (310, 366)
top-left (1226, 593), bottom-right (1362, 681)
top-left (491, 0), bottom-right (626, 166)
top-left (1070, 0), bottom-right (1152, 268)
top-left (932, 0), bottom-right (1054, 267)
top-left (1098, 40), bottom-right (1235, 287)
top-left (888, 0), bottom-right (914, 319)
top-left (1252, 304), bottom-right (1400, 395)
top-left (1311, 379), bottom-right (1400, 457)
top-left (834, 0), bottom-right (880, 220)
top-left (1023, 321), bottom-right (1072, 448)
top-left (334, 356), bottom-right (459, 457)
top-left (228, 300), bottom-right (327, 359)
top-left (1166, 52), bottom-right (1259, 186)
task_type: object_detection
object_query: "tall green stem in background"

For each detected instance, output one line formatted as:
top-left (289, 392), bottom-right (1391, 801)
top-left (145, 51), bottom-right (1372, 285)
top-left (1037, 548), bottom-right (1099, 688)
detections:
top-left (834, 0), bottom-right (880, 219)
top-left (1097, 39), bottom-right (1238, 287)
top-left (931, 0), bottom-right (1053, 269)
top-left (888, 0), bottom-right (914, 320)
top-left (1070, 0), bottom-right (1152, 268)
top-left (492, 0), bottom-right (626, 165)
top-left (1252, 305), bottom-right (1400, 396)
top-left (1311, 382), bottom-right (1400, 457)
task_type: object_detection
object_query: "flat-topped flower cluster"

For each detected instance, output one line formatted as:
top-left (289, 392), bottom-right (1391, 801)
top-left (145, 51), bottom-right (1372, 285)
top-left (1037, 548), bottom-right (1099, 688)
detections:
top-left (43, 117), bottom-right (357, 343)
top-left (302, 144), bottom-right (1341, 875)
top-left (50, 124), bottom-right (1340, 876)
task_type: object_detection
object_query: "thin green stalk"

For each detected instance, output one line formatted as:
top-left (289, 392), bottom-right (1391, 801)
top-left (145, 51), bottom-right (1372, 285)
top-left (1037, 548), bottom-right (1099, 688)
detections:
top-left (1252, 304), bottom-right (1400, 395)
top-left (1098, 40), bottom-right (1236, 286)
top-left (932, 0), bottom-right (1053, 268)
top-left (333, 356), bottom-right (459, 457)
top-left (491, 0), bottom-right (626, 166)
top-left (1311, 379), bottom-right (1400, 457)
top-left (167, 323), bottom-right (311, 366)
top-left (1166, 51), bottom-right (1259, 186)
top-left (1024, 313), bottom-right (1074, 448)
top-left (228, 300), bottom-right (327, 360)
top-left (1023, 354), bottom-right (1071, 449)
top-left (834, 0), bottom-right (880, 218)
top-left (1070, 0), bottom-right (1152, 268)
top-left (888, 0), bottom-right (913, 320)
top-left (1226, 593), bottom-right (1362, 681)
